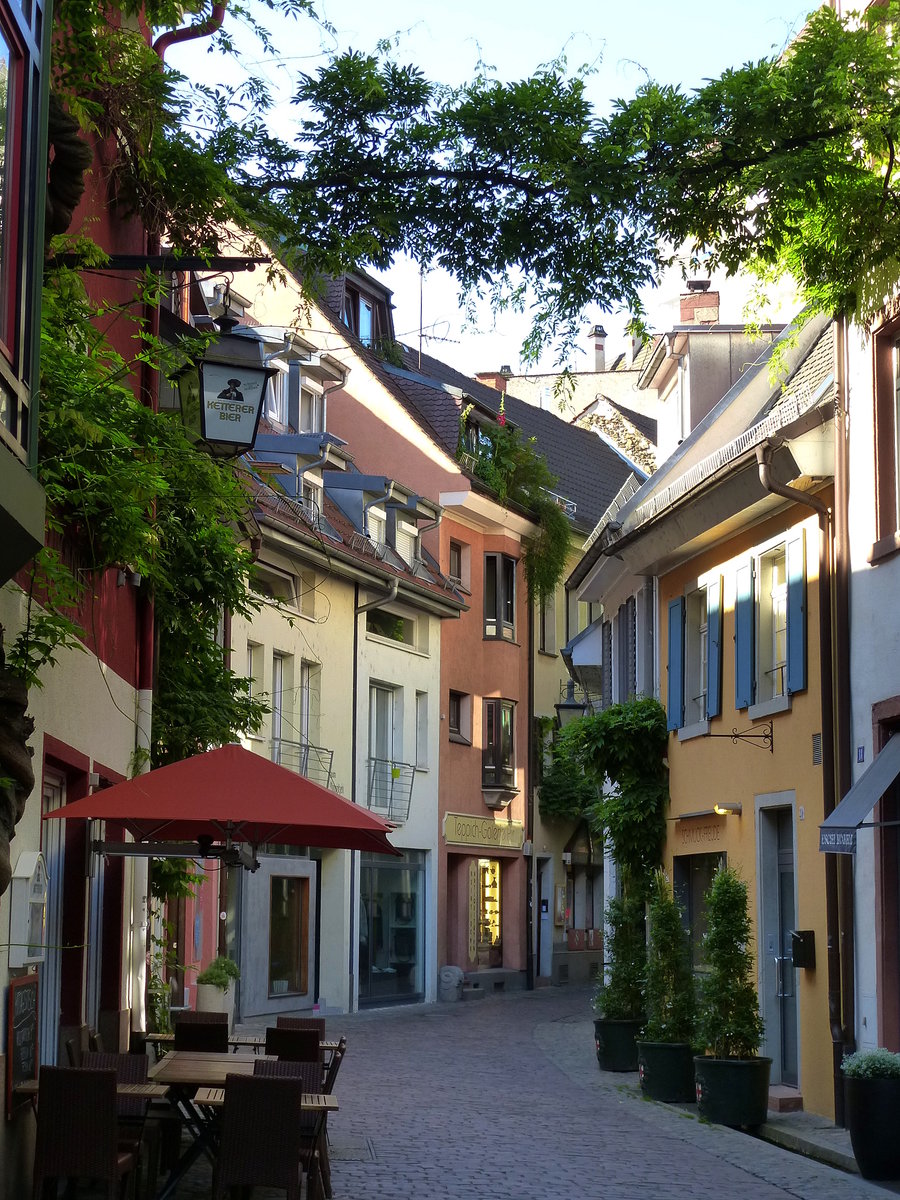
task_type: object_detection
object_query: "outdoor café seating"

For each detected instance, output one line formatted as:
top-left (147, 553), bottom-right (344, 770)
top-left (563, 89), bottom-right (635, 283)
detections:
top-left (264, 1024), bottom-right (322, 1065)
top-left (254, 1058), bottom-right (329, 1198)
top-left (32, 1066), bottom-right (139, 1200)
top-left (276, 1014), bottom-right (327, 1036)
top-left (173, 1011), bottom-right (230, 1053)
top-left (211, 1074), bottom-right (307, 1200)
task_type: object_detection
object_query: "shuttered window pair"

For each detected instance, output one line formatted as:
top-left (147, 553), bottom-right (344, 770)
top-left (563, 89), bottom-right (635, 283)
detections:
top-left (666, 530), bottom-right (807, 732)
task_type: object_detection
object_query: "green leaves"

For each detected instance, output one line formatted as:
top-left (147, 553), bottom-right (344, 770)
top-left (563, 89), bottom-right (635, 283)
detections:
top-left (643, 871), bottom-right (695, 1045)
top-left (594, 894), bottom-right (646, 1021)
top-left (696, 867), bottom-right (765, 1059)
top-left (581, 698), bottom-right (669, 896)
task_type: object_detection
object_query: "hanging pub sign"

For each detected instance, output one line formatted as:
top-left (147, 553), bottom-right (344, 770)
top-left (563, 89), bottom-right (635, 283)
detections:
top-left (176, 323), bottom-right (277, 458)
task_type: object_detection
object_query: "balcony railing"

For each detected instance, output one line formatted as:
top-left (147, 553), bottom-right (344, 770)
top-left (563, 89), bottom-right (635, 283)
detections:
top-left (366, 757), bottom-right (415, 824)
top-left (271, 738), bottom-right (334, 788)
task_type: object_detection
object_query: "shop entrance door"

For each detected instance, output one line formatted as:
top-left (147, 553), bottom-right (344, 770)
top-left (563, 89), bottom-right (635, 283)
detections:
top-left (358, 853), bottom-right (424, 1006)
top-left (240, 855), bottom-right (317, 1017)
top-left (760, 805), bottom-right (798, 1087)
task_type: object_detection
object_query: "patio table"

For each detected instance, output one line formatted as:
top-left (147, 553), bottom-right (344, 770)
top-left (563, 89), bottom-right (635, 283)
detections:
top-left (148, 1052), bottom-right (337, 1199)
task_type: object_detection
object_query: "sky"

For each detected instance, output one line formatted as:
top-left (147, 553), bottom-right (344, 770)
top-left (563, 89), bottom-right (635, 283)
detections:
top-left (169, 0), bottom-right (815, 375)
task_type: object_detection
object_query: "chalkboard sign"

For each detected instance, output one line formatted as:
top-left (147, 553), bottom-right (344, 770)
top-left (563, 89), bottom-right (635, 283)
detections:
top-left (6, 974), bottom-right (38, 1118)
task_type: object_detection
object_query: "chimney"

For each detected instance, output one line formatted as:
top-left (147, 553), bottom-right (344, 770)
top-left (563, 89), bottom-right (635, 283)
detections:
top-left (626, 335), bottom-right (640, 368)
top-left (680, 280), bottom-right (719, 325)
top-left (589, 325), bottom-right (607, 372)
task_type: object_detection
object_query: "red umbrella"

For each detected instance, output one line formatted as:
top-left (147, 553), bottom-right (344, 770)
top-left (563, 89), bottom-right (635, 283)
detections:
top-left (45, 743), bottom-right (399, 858)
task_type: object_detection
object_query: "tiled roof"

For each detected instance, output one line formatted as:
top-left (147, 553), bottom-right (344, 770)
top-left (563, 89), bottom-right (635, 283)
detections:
top-left (607, 400), bottom-right (657, 444)
top-left (766, 324), bottom-right (835, 418)
top-left (316, 277), bottom-right (642, 531)
top-left (248, 475), bottom-right (463, 608)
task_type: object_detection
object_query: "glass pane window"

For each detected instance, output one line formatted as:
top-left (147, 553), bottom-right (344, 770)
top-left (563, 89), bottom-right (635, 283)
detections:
top-left (268, 875), bottom-right (309, 996)
top-left (484, 553), bottom-right (516, 640)
top-left (477, 859), bottom-right (501, 950)
top-left (758, 545), bottom-right (787, 702)
top-left (300, 386), bottom-right (324, 433)
top-left (483, 698), bottom-right (515, 788)
top-left (0, 29), bottom-right (11, 347)
top-left (685, 587), bottom-right (708, 724)
top-left (448, 540), bottom-right (462, 582)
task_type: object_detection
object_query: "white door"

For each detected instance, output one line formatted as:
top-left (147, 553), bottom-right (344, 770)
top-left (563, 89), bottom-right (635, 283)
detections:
top-left (240, 855), bottom-right (317, 1017)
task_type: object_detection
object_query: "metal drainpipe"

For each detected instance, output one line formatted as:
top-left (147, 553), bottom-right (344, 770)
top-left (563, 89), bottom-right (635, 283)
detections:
top-left (363, 485), bottom-right (395, 537)
top-left (832, 315), bottom-right (855, 1118)
top-left (525, 591), bottom-right (535, 990)
top-left (350, 582), bottom-right (360, 1013)
top-left (755, 437), bottom-right (851, 1122)
top-left (355, 578), bottom-right (399, 616)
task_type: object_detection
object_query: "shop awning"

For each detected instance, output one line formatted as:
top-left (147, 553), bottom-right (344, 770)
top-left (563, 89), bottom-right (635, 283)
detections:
top-left (45, 743), bottom-right (401, 864)
top-left (819, 734), bottom-right (900, 854)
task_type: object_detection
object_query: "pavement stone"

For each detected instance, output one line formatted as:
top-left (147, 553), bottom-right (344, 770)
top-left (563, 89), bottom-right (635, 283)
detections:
top-left (155, 985), bottom-right (900, 1199)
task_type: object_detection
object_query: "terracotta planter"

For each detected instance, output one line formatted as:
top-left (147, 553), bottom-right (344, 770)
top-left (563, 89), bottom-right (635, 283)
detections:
top-left (594, 1017), bottom-right (642, 1072)
top-left (693, 1056), bottom-right (771, 1128)
top-left (637, 1041), bottom-right (696, 1103)
top-left (844, 1075), bottom-right (900, 1180)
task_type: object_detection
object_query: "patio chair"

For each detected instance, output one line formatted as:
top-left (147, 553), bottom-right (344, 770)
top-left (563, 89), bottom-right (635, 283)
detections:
top-left (254, 1059), bottom-right (329, 1200)
top-left (211, 1074), bottom-right (305, 1200)
top-left (173, 1015), bottom-right (229, 1053)
top-left (83, 1052), bottom-right (159, 1200)
top-left (276, 1015), bottom-right (326, 1037)
top-left (173, 1009), bottom-right (228, 1024)
top-left (264, 1025), bottom-right (321, 1065)
top-left (323, 1036), bottom-right (347, 1094)
top-left (32, 1066), bottom-right (138, 1200)
top-left (65, 1037), bottom-right (81, 1067)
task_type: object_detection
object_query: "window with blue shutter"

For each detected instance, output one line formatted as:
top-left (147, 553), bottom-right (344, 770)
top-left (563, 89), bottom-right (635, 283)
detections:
top-left (786, 530), bottom-right (807, 694)
top-left (734, 562), bottom-right (755, 710)
top-left (667, 597), bottom-right (685, 731)
top-left (706, 576), bottom-right (723, 719)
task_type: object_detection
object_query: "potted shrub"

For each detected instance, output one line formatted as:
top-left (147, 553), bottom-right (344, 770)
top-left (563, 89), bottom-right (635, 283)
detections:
top-left (693, 866), bottom-right (770, 1127)
top-left (195, 955), bottom-right (240, 1030)
top-left (593, 894), bottom-right (646, 1071)
top-left (842, 1048), bottom-right (900, 1180)
top-left (637, 872), bottom-right (696, 1102)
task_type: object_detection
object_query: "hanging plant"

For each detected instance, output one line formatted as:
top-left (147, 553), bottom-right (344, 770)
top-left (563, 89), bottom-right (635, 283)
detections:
top-left (538, 717), bottom-right (599, 821)
top-left (457, 402), bottom-right (571, 601)
top-left (581, 697), bottom-right (669, 897)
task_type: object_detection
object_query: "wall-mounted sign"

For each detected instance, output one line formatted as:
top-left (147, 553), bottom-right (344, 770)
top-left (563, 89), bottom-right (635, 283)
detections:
top-left (7, 974), bottom-right (38, 1119)
top-left (443, 812), bottom-right (524, 850)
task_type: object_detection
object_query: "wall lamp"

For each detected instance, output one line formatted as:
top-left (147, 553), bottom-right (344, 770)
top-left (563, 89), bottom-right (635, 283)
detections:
top-left (675, 801), bottom-right (742, 820)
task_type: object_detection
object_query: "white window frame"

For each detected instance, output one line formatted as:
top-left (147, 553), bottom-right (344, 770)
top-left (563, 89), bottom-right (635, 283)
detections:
top-left (415, 691), bottom-right (428, 769)
top-left (757, 541), bottom-right (788, 705)
top-left (684, 586), bottom-right (708, 727)
top-left (299, 382), bottom-right (325, 434)
top-left (484, 553), bottom-right (516, 640)
top-left (265, 361), bottom-right (289, 426)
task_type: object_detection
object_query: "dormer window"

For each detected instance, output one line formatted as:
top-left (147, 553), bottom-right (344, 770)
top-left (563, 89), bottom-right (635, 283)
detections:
top-left (265, 362), bottom-right (288, 426)
top-left (341, 279), bottom-right (393, 350)
top-left (367, 509), bottom-right (386, 547)
top-left (300, 385), bottom-right (325, 434)
top-left (394, 518), bottom-right (419, 567)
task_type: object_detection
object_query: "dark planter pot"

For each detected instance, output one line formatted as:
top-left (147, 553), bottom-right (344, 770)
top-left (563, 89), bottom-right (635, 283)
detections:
top-left (693, 1056), bottom-right (772, 1128)
top-left (594, 1017), bottom-right (643, 1072)
top-left (844, 1075), bottom-right (900, 1180)
top-left (637, 1041), bottom-right (696, 1103)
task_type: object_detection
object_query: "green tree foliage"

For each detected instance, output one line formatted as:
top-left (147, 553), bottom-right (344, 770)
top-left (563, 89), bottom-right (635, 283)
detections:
top-left (594, 893), bottom-right (646, 1021)
top-left (538, 716), bottom-right (598, 822)
top-left (53, 2), bottom-right (900, 366)
top-left (458, 404), bottom-right (571, 599)
top-left (643, 871), bottom-right (695, 1045)
top-left (11, 265), bottom-right (267, 761)
top-left (581, 697), bottom-right (669, 896)
top-left (696, 867), bottom-right (765, 1060)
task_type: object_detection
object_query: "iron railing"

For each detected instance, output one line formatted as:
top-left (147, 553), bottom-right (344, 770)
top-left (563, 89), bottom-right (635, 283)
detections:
top-left (271, 738), bottom-right (334, 788)
top-left (366, 757), bottom-right (415, 823)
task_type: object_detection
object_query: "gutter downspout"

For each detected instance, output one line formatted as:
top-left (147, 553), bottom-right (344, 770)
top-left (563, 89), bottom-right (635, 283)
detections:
top-left (355, 578), bottom-right (399, 616)
top-left (755, 438), bottom-right (851, 1122)
top-left (525, 592), bottom-right (535, 990)
top-left (832, 315), bottom-right (855, 1121)
top-left (363, 484), bottom-right (395, 537)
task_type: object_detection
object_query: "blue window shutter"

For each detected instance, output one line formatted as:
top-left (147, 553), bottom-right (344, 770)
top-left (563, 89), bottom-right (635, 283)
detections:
top-left (786, 531), bottom-right (807, 694)
top-left (735, 562), bottom-right (755, 710)
top-left (667, 597), bottom-right (684, 731)
top-left (706, 576), bottom-right (723, 719)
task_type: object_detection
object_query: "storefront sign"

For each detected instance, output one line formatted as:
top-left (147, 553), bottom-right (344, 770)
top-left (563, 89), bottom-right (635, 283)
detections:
top-left (677, 822), bottom-right (723, 848)
top-left (443, 812), bottom-right (525, 850)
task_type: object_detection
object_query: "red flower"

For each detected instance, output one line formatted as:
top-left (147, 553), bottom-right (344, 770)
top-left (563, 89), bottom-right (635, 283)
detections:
top-left (497, 412), bottom-right (506, 426)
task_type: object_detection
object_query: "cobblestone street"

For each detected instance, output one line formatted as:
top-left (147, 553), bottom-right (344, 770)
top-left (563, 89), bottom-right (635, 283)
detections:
top-left (167, 985), bottom-right (898, 1200)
